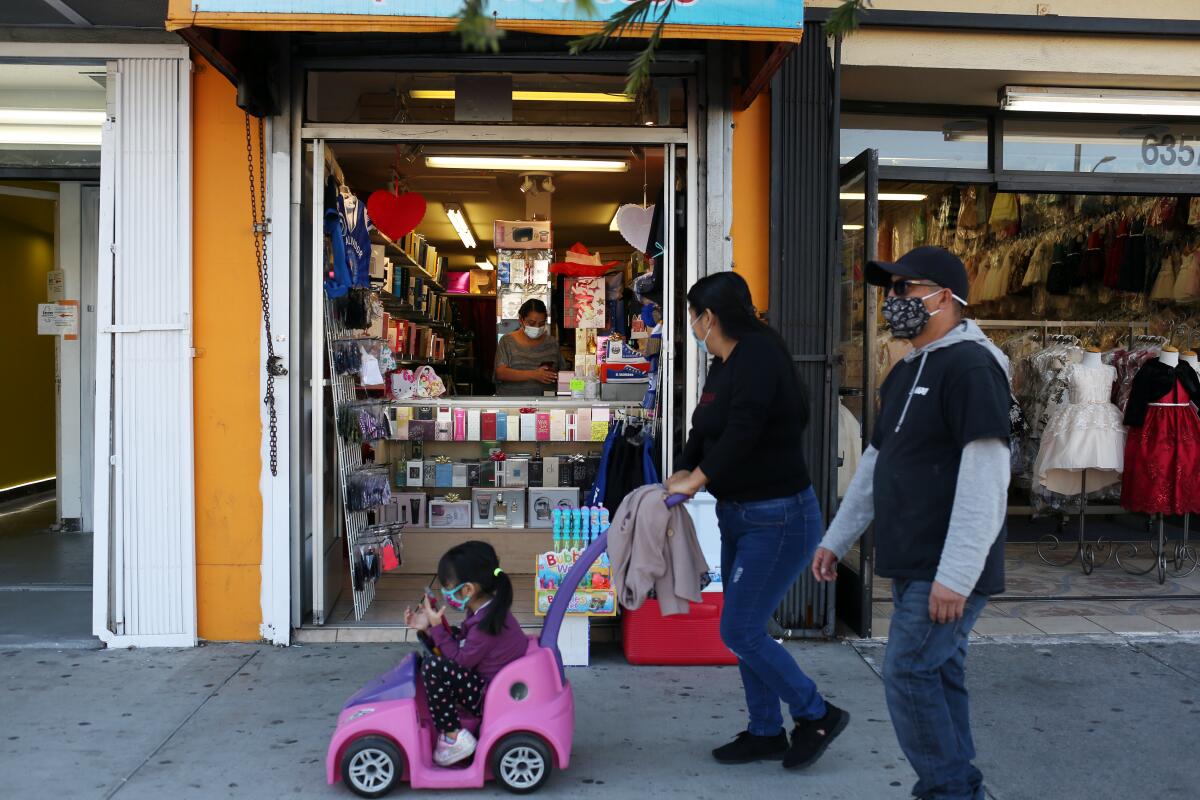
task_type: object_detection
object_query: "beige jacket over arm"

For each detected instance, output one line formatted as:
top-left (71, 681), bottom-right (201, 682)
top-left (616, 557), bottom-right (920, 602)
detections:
top-left (606, 484), bottom-right (707, 616)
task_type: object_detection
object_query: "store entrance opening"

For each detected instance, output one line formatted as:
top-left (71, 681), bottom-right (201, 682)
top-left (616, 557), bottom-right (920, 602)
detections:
top-left (840, 176), bottom-right (1200, 638)
top-left (302, 136), bottom-right (682, 637)
top-left (0, 182), bottom-right (99, 648)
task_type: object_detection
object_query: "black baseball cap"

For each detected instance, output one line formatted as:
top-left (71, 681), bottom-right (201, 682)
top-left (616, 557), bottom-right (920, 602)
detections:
top-left (865, 246), bottom-right (970, 305)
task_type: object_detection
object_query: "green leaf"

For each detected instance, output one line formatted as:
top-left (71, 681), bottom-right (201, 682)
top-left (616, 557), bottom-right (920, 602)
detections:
top-left (826, 0), bottom-right (872, 39)
top-left (456, 0), bottom-right (504, 53)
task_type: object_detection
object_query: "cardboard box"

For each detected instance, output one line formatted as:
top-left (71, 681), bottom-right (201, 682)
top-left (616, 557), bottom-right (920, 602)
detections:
top-left (423, 461), bottom-right (437, 488)
top-left (503, 457), bottom-right (529, 488)
top-left (491, 489), bottom-right (526, 528)
top-left (471, 488), bottom-right (501, 527)
top-left (549, 409), bottom-right (567, 441)
top-left (452, 463), bottom-right (468, 488)
top-left (496, 411), bottom-right (508, 441)
top-left (601, 382), bottom-right (648, 402)
top-left (528, 458), bottom-right (544, 488)
top-left (600, 361), bottom-right (651, 383)
top-left (494, 219), bottom-right (553, 250)
top-left (408, 419), bottom-right (436, 441)
top-left (481, 411), bottom-right (497, 440)
top-left (467, 462), bottom-right (482, 487)
top-left (434, 462), bottom-right (452, 487)
top-left (520, 413), bottom-right (537, 442)
top-left (467, 409), bottom-right (481, 441)
top-left (535, 413), bottom-right (551, 441)
top-left (388, 406), bottom-right (411, 441)
top-left (393, 493), bottom-right (427, 527)
top-left (453, 408), bottom-right (467, 441)
top-left (543, 456), bottom-right (560, 488)
top-left (406, 460), bottom-right (423, 487)
top-left (528, 488), bottom-right (580, 528)
top-left (429, 499), bottom-right (472, 529)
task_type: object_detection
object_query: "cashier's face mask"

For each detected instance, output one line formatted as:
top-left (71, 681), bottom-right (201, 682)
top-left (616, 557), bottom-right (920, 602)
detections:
top-left (524, 324), bottom-right (546, 339)
top-left (882, 290), bottom-right (944, 339)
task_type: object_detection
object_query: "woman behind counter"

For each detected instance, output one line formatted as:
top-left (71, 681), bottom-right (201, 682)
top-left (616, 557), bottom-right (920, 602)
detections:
top-left (493, 299), bottom-right (566, 396)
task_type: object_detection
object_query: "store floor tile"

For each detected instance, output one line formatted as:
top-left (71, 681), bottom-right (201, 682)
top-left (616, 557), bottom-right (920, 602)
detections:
top-left (1084, 615), bottom-right (1174, 634)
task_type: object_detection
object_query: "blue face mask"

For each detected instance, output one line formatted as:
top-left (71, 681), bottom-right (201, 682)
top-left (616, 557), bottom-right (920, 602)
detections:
top-left (440, 582), bottom-right (470, 611)
top-left (690, 315), bottom-right (712, 353)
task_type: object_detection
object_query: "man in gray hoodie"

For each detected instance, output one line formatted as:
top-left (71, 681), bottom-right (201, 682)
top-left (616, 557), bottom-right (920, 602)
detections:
top-left (813, 246), bottom-right (1010, 800)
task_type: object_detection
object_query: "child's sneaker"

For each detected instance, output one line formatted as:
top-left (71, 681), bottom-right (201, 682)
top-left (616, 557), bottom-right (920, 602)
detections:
top-left (434, 729), bottom-right (477, 766)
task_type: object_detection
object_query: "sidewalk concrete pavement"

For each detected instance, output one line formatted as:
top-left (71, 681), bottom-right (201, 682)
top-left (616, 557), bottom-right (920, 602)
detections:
top-left (1, 636), bottom-right (1197, 799)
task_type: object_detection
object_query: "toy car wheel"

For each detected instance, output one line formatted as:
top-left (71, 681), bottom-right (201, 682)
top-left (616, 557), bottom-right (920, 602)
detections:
top-left (341, 735), bottom-right (404, 798)
top-left (491, 733), bottom-right (553, 794)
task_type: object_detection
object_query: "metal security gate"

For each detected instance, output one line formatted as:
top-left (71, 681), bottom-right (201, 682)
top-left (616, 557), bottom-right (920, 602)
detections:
top-left (769, 24), bottom-right (839, 637)
top-left (93, 56), bottom-right (196, 647)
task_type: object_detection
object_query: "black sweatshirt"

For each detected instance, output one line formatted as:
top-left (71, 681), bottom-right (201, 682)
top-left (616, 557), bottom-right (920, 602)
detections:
top-left (678, 331), bottom-right (812, 502)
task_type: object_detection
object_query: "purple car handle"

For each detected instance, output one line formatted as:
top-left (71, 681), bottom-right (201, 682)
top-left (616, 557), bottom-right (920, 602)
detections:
top-left (538, 493), bottom-right (690, 676)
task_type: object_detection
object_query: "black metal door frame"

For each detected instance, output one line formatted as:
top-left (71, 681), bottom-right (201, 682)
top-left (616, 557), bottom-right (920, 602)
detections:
top-left (835, 148), bottom-right (878, 638)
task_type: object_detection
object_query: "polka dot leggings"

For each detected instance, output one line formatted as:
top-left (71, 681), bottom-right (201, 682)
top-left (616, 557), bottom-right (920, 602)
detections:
top-left (420, 656), bottom-right (486, 733)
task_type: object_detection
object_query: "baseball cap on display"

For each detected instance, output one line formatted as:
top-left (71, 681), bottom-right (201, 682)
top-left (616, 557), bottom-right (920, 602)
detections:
top-left (865, 246), bottom-right (970, 305)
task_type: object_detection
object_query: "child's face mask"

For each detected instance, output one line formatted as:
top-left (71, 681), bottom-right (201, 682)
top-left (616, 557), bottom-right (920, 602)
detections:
top-left (441, 582), bottom-right (471, 610)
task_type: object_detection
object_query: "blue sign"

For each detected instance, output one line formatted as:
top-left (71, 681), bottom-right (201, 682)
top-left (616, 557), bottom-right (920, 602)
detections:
top-left (189, 0), bottom-right (803, 31)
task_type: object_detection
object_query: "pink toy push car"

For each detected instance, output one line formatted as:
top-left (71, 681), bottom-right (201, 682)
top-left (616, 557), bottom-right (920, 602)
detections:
top-left (325, 496), bottom-right (686, 796)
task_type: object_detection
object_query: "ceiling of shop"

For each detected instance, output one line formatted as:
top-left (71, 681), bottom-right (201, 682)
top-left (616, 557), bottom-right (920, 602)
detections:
top-left (0, 1), bottom-right (166, 28)
top-left (0, 64), bottom-right (106, 110)
top-left (334, 143), bottom-right (663, 269)
top-left (843, 66), bottom-right (1200, 107)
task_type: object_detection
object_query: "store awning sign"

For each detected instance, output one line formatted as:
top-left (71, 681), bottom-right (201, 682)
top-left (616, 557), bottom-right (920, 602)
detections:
top-left (169, 0), bottom-right (803, 42)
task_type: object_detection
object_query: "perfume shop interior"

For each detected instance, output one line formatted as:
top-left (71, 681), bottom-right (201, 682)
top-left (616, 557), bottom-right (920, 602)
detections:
top-left (840, 184), bottom-right (1200, 635)
top-left (315, 138), bottom-right (672, 632)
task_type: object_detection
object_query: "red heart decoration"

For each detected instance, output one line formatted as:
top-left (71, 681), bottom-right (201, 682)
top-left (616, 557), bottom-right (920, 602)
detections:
top-left (367, 190), bottom-right (427, 240)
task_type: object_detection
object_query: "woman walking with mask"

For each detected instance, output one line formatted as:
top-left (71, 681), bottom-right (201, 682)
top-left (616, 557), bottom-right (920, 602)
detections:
top-left (665, 271), bottom-right (849, 771)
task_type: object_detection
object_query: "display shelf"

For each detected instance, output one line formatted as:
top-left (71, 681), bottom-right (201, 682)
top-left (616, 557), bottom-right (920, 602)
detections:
top-left (393, 358), bottom-right (448, 368)
top-left (394, 528), bottom-right (552, 575)
top-left (387, 397), bottom-right (643, 410)
top-left (380, 295), bottom-right (453, 330)
top-left (372, 229), bottom-right (446, 292)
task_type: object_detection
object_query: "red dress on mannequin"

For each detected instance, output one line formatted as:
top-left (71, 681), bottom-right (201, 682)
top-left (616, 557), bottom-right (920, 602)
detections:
top-left (1121, 379), bottom-right (1200, 515)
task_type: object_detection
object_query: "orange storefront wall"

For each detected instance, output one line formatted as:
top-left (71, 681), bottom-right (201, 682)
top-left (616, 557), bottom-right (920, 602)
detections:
top-left (731, 90), bottom-right (771, 313)
top-left (192, 56), bottom-right (263, 641)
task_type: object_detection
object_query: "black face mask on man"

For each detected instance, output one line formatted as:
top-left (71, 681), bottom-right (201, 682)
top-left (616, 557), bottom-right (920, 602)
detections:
top-left (881, 289), bottom-right (944, 339)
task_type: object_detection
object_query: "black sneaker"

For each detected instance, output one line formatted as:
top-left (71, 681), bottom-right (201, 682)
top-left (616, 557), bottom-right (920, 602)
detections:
top-left (783, 703), bottom-right (849, 770)
top-left (712, 729), bottom-right (788, 764)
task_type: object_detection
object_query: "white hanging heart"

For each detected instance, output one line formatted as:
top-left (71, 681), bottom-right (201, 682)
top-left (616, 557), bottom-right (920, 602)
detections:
top-left (614, 203), bottom-right (655, 253)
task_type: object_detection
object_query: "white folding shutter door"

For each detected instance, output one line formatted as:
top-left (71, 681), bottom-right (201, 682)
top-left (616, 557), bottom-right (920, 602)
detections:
top-left (104, 58), bottom-right (195, 643)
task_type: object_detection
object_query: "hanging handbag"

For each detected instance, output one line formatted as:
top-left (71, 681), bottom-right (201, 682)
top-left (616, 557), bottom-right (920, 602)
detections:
top-left (414, 365), bottom-right (447, 399)
top-left (389, 368), bottom-right (418, 400)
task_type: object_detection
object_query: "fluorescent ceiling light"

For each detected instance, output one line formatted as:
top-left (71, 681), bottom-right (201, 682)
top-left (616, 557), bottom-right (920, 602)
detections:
top-left (476, 260), bottom-right (494, 271)
top-left (0, 109), bottom-right (105, 126)
top-left (427, 156), bottom-right (628, 173)
top-left (842, 224), bottom-right (864, 231)
top-left (0, 125), bottom-right (100, 146)
top-left (1001, 85), bottom-right (1200, 116)
top-left (839, 192), bottom-right (927, 202)
top-left (411, 90), bottom-right (633, 104)
top-left (444, 203), bottom-right (477, 250)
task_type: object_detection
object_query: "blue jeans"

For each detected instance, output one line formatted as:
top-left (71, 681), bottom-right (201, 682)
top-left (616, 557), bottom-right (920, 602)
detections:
top-left (885, 579), bottom-right (989, 800)
top-left (717, 488), bottom-right (827, 736)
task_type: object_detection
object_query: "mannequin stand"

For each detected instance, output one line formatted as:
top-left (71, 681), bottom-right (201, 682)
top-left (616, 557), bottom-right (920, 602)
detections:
top-left (1115, 513), bottom-right (1197, 585)
top-left (1036, 470), bottom-right (1114, 574)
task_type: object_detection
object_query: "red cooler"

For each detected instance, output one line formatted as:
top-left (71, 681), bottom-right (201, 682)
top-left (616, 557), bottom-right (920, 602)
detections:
top-left (620, 593), bottom-right (737, 666)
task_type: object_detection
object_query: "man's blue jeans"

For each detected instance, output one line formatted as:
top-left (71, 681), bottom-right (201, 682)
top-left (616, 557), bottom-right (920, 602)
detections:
top-left (717, 488), bottom-right (827, 736)
top-left (885, 578), bottom-right (989, 800)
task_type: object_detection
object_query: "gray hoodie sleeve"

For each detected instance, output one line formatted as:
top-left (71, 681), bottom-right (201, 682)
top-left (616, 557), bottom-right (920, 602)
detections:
top-left (934, 437), bottom-right (1010, 597)
top-left (818, 446), bottom-right (878, 559)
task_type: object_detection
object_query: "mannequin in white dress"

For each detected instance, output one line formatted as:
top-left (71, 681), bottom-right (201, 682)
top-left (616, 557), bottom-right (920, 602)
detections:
top-left (1160, 346), bottom-right (1180, 367)
top-left (1033, 347), bottom-right (1126, 495)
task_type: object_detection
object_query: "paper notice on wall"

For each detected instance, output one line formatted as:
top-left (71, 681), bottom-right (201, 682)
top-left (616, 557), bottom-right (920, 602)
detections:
top-left (37, 301), bottom-right (79, 339)
top-left (532, 259), bottom-right (550, 284)
top-left (46, 270), bottom-right (65, 301)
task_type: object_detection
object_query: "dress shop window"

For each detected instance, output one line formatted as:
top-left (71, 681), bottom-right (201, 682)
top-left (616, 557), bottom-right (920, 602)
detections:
top-left (840, 113), bottom-right (989, 171)
top-left (1002, 118), bottom-right (1200, 176)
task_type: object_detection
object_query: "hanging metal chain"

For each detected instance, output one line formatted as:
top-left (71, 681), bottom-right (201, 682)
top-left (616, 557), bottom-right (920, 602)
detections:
top-left (246, 113), bottom-right (285, 477)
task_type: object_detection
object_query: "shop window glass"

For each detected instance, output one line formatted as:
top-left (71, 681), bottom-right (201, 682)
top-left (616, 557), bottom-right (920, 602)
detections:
top-left (307, 71), bottom-right (685, 127)
top-left (0, 64), bottom-right (103, 169)
top-left (840, 113), bottom-right (988, 170)
top-left (1002, 118), bottom-right (1200, 175)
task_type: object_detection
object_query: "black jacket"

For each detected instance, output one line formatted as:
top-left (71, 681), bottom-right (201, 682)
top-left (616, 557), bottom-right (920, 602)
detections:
top-left (1123, 360), bottom-right (1200, 427)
